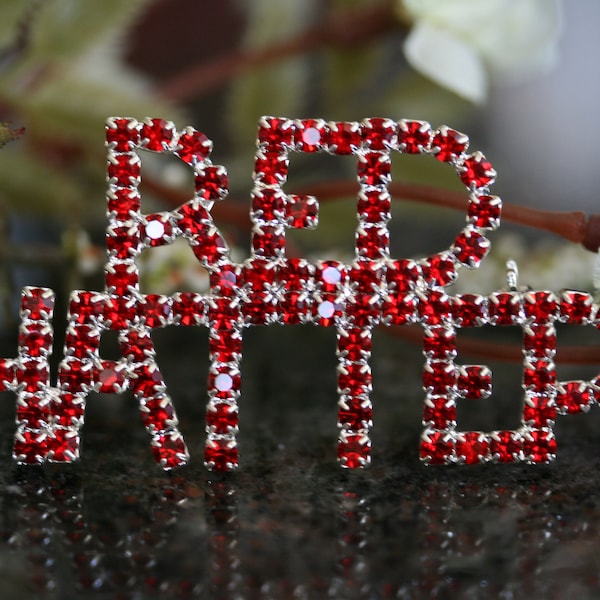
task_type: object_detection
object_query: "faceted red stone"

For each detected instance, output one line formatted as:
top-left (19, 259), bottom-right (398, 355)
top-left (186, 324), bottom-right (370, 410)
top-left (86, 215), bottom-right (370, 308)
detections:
top-left (0, 359), bottom-right (16, 391)
top-left (106, 263), bottom-right (138, 295)
top-left (104, 295), bottom-right (138, 329)
top-left (258, 117), bottom-right (295, 149)
top-left (421, 254), bottom-right (457, 287)
top-left (325, 122), bottom-right (361, 155)
top-left (524, 291), bottom-right (558, 323)
top-left (338, 433), bottom-right (370, 468)
top-left (523, 393), bottom-right (556, 425)
top-left (175, 128), bottom-right (211, 165)
top-left (64, 325), bottom-right (98, 359)
top-left (423, 327), bottom-right (456, 359)
top-left (386, 259), bottom-right (421, 292)
top-left (53, 393), bottom-right (84, 427)
top-left (456, 432), bottom-right (489, 465)
top-left (176, 202), bottom-right (210, 237)
top-left (419, 290), bottom-right (451, 326)
top-left (523, 429), bottom-right (556, 463)
top-left (172, 292), bottom-right (205, 326)
top-left (423, 361), bottom-right (456, 394)
top-left (431, 127), bottom-right (468, 162)
top-left (490, 431), bottom-right (521, 463)
top-left (488, 292), bottom-right (522, 325)
top-left (356, 226), bottom-right (389, 259)
top-left (457, 365), bottom-right (492, 399)
top-left (21, 289), bottom-right (54, 320)
top-left (361, 118), bottom-right (397, 151)
top-left (357, 151), bottom-right (391, 186)
top-left (357, 189), bottom-right (391, 224)
top-left (152, 432), bottom-right (188, 469)
top-left (141, 294), bottom-right (172, 328)
top-left (106, 118), bottom-right (139, 152)
top-left (556, 380), bottom-right (594, 414)
top-left (19, 326), bottom-right (52, 358)
top-left (107, 188), bottom-right (141, 221)
top-left (195, 166), bottom-right (228, 200)
top-left (13, 429), bottom-right (48, 464)
top-left (19, 359), bottom-right (49, 393)
top-left (382, 292), bottom-right (418, 325)
top-left (141, 118), bottom-right (175, 152)
top-left (337, 329), bottom-right (372, 361)
top-left (560, 290), bottom-right (594, 324)
top-left (98, 362), bottom-right (126, 393)
top-left (131, 364), bottom-right (164, 397)
top-left (252, 226), bottom-right (285, 257)
top-left (281, 292), bottom-right (311, 324)
top-left (208, 368), bottom-right (241, 400)
top-left (210, 265), bottom-right (240, 297)
top-left (143, 215), bottom-right (173, 247)
top-left (253, 151), bottom-right (288, 185)
top-left (107, 154), bottom-right (140, 187)
top-left (468, 194), bottom-right (501, 229)
top-left (206, 402), bottom-right (239, 434)
top-left (205, 437), bottom-right (238, 471)
top-left (338, 363), bottom-right (372, 395)
top-left (48, 428), bottom-right (79, 462)
top-left (69, 292), bottom-right (105, 325)
top-left (420, 430), bottom-right (453, 465)
top-left (398, 120), bottom-right (431, 153)
top-left (244, 259), bottom-right (277, 291)
top-left (453, 229), bottom-right (490, 268)
top-left (286, 195), bottom-right (318, 228)
top-left (523, 324), bottom-right (556, 357)
top-left (120, 330), bottom-right (154, 363)
top-left (460, 153), bottom-right (496, 188)
top-left (16, 397), bottom-right (50, 428)
top-left (59, 359), bottom-right (94, 391)
top-left (106, 223), bottom-right (141, 259)
top-left (338, 397), bottom-right (372, 429)
top-left (317, 261), bottom-right (346, 293)
top-left (422, 398), bottom-right (455, 429)
top-left (523, 359), bottom-right (555, 391)
top-left (252, 188), bottom-right (285, 222)
top-left (142, 397), bottom-right (176, 431)
top-left (453, 294), bottom-right (486, 327)
top-left (193, 231), bottom-right (228, 265)
top-left (296, 119), bottom-right (327, 152)
top-left (209, 329), bottom-right (242, 363)
top-left (279, 259), bottom-right (312, 290)
top-left (209, 298), bottom-right (241, 331)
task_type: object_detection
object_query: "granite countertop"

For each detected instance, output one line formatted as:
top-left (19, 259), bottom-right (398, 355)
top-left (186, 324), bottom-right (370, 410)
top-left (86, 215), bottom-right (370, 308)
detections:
top-left (1, 324), bottom-right (599, 599)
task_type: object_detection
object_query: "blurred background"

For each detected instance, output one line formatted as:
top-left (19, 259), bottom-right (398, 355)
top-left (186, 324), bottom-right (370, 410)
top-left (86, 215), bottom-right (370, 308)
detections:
top-left (0, 0), bottom-right (597, 330)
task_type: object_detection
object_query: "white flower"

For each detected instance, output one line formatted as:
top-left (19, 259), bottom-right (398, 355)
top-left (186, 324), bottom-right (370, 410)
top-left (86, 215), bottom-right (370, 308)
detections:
top-left (400, 0), bottom-right (562, 103)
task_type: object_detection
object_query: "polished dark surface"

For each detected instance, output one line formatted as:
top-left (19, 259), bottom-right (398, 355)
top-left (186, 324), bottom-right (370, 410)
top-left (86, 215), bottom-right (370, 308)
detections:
top-left (1, 325), bottom-right (600, 599)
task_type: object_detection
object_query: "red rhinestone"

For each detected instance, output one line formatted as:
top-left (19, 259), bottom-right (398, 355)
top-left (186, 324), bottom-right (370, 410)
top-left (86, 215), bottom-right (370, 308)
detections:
top-left (338, 363), bottom-right (372, 395)
top-left (386, 259), bottom-right (421, 292)
top-left (453, 229), bottom-right (490, 268)
top-left (65, 325), bottom-right (98, 358)
top-left (206, 402), bottom-right (238, 434)
top-left (523, 429), bottom-right (556, 463)
top-left (523, 325), bottom-right (556, 358)
top-left (53, 393), bottom-right (84, 427)
top-left (120, 330), bottom-right (154, 363)
top-left (253, 151), bottom-right (288, 185)
top-left (468, 194), bottom-right (501, 229)
top-left (98, 362), bottom-right (126, 393)
top-left (286, 195), bottom-right (318, 228)
top-left (141, 118), bottom-right (174, 152)
top-left (524, 291), bottom-right (557, 323)
top-left (19, 359), bottom-right (49, 392)
top-left (523, 393), bottom-right (556, 425)
top-left (422, 254), bottom-right (456, 287)
top-left (48, 428), bottom-right (79, 462)
top-left (325, 122), bottom-right (361, 155)
top-left (252, 226), bottom-right (284, 257)
top-left (560, 290), bottom-right (594, 324)
top-left (131, 364), bottom-right (164, 397)
top-left (209, 329), bottom-right (242, 363)
top-left (106, 263), bottom-right (138, 295)
top-left (338, 397), bottom-right (372, 430)
top-left (172, 292), bottom-right (205, 326)
top-left (317, 261), bottom-right (346, 293)
top-left (107, 188), bottom-right (140, 221)
top-left (244, 259), bottom-right (277, 290)
top-left (280, 259), bottom-right (313, 290)
top-left (349, 261), bottom-right (382, 293)
top-left (105, 296), bottom-right (138, 329)
top-left (523, 359), bottom-right (555, 391)
top-left (193, 231), bottom-right (228, 265)
top-left (14, 429), bottom-right (48, 464)
top-left (205, 437), bottom-right (238, 471)
top-left (176, 128), bottom-right (211, 165)
top-left (423, 398), bottom-right (455, 429)
top-left (209, 298), bottom-right (241, 330)
top-left (457, 366), bottom-right (491, 399)
top-left (152, 432), bottom-right (188, 469)
top-left (556, 381), bottom-right (594, 415)
top-left (382, 292), bottom-right (418, 325)
top-left (106, 118), bottom-right (139, 152)
top-left (107, 154), bottom-right (140, 187)
top-left (423, 327), bottom-right (455, 359)
top-left (210, 265), bottom-right (240, 297)
top-left (296, 119), bottom-right (327, 152)
top-left (59, 359), bottom-right (94, 391)
top-left (19, 327), bottom-right (52, 358)
top-left (358, 189), bottom-right (391, 223)
top-left (176, 202), bottom-right (210, 237)
top-left (338, 433), bottom-right (370, 468)
top-left (21, 289), bottom-right (54, 320)
top-left (281, 292), bottom-right (311, 324)
top-left (456, 432), bottom-right (489, 464)
top-left (142, 295), bottom-right (172, 328)
top-left (431, 127), bottom-right (468, 162)
top-left (490, 431), bottom-right (521, 463)
top-left (398, 120), bottom-right (431, 153)
top-left (453, 294), bottom-right (486, 327)
top-left (70, 292), bottom-right (105, 325)
top-left (488, 292), bottom-right (521, 325)
top-left (142, 397), bottom-right (175, 431)
top-left (106, 224), bottom-right (141, 259)
top-left (361, 118), bottom-right (397, 150)
top-left (143, 215), bottom-right (173, 247)
top-left (460, 153), bottom-right (496, 188)
top-left (423, 361), bottom-right (456, 394)
top-left (338, 329), bottom-right (372, 361)
top-left (356, 226), bottom-right (389, 259)
top-left (357, 151), bottom-right (391, 186)
top-left (195, 166), bottom-right (228, 200)
top-left (420, 431), bottom-right (453, 465)
top-left (258, 117), bottom-right (294, 149)
top-left (252, 188), bottom-right (285, 222)
top-left (0, 360), bottom-right (16, 391)
top-left (208, 369), bottom-right (240, 400)
top-left (419, 290), bottom-right (451, 326)
top-left (16, 398), bottom-right (49, 428)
